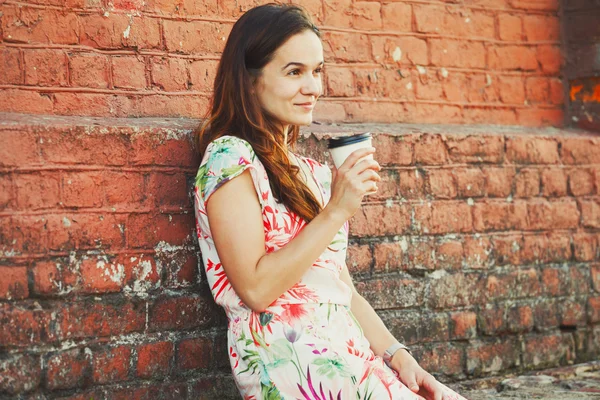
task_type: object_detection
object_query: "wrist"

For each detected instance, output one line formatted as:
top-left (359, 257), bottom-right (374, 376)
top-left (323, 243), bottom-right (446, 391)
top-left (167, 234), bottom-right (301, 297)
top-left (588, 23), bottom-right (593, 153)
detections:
top-left (382, 341), bottom-right (412, 367)
top-left (389, 348), bottom-right (415, 369)
top-left (322, 204), bottom-right (349, 226)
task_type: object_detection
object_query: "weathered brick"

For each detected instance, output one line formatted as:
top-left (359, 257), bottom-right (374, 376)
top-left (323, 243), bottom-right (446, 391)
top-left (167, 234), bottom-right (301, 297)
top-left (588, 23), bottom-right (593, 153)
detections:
top-left (560, 298), bottom-right (586, 327)
top-left (454, 168), bottom-right (485, 198)
top-left (450, 311), bottom-right (477, 339)
top-left (92, 346), bottom-right (131, 384)
top-left (581, 199), bottom-right (600, 229)
top-left (371, 36), bottom-right (428, 65)
top-left (176, 337), bottom-right (212, 371)
top-left (489, 46), bottom-right (538, 71)
top-left (69, 53), bottom-right (110, 89)
top-left (514, 168), bottom-right (540, 198)
top-left (419, 201), bottom-right (473, 234)
top-left (0, 266), bottom-right (29, 300)
top-left (349, 204), bottom-right (411, 237)
top-left (353, 1), bottom-right (382, 30)
top-left (473, 200), bottom-right (528, 232)
top-left (498, 76), bottom-right (526, 104)
top-left (541, 168), bottom-right (568, 197)
top-left (136, 341), bottom-right (174, 378)
top-left (373, 241), bottom-right (403, 273)
top-left (533, 300), bottom-right (560, 331)
top-left (326, 67), bottom-right (355, 97)
top-left (0, 354), bottom-right (41, 394)
top-left (149, 295), bottom-right (221, 331)
top-left (356, 278), bottom-right (424, 310)
top-left (428, 272), bottom-right (481, 309)
top-left (407, 239), bottom-right (437, 270)
top-left (151, 57), bottom-right (189, 91)
top-left (506, 136), bottom-right (560, 164)
top-left (573, 233), bottom-right (598, 262)
top-left (398, 169), bottom-right (426, 199)
top-left (523, 334), bottom-right (575, 369)
top-left (569, 169), bottom-right (596, 196)
top-left (427, 169), bottom-right (457, 199)
top-left (464, 236), bottom-right (491, 269)
top-left (112, 56), bottom-right (147, 89)
top-left (430, 39), bottom-right (486, 68)
top-left (483, 167), bottom-right (515, 198)
top-left (498, 13), bottom-right (522, 41)
top-left (466, 339), bottom-right (520, 376)
top-left (381, 2), bottom-right (411, 31)
top-left (415, 343), bottom-right (463, 376)
top-left (446, 135), bottom-right (504, 164)
top-left (46, 348), bottom-right (91, 390)
top-left (0, 47), bottom-right (23, 85)
top-left (560, 137), bottom-right (600, 164)
top-left (436, 239), bottom-right (464, 270)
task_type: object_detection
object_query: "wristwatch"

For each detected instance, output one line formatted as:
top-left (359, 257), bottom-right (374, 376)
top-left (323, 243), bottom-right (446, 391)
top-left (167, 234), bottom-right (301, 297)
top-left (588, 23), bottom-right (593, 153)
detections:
top-left (382, 341), bottom-right (411, 365)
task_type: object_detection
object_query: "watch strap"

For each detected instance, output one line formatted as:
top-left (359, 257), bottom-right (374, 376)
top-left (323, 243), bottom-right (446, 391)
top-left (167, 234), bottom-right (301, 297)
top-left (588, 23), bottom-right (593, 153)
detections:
top-left (383, 341), bottom-right (411, 365)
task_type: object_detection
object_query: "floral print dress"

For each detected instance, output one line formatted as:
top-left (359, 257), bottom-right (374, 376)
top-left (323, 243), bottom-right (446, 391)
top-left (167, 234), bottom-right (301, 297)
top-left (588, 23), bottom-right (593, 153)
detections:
top-left (194, 136), bottom-right (467, 400)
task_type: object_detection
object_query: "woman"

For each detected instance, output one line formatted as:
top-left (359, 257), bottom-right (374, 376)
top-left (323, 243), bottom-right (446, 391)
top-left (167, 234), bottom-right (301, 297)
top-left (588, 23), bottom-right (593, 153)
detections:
top-left (193, 4), bottom-right (467, 400)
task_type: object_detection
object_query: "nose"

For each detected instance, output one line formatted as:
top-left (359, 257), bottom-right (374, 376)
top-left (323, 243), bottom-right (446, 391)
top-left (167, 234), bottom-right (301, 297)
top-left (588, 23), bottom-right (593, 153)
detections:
top-left (301, 73), bottom-right (321, 98)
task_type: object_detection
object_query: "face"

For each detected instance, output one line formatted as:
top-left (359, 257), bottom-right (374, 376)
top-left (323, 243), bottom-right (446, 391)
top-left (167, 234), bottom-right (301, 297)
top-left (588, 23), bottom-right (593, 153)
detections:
top-left (254, 30), bottom-right (324, 130)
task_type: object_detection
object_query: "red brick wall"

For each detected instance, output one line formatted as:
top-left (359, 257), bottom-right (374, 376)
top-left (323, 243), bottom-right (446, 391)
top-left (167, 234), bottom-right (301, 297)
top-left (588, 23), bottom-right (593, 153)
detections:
top-left (2, 112), bottom-right (600, 398)
top-left (1, 0), bottom-right (563, 126)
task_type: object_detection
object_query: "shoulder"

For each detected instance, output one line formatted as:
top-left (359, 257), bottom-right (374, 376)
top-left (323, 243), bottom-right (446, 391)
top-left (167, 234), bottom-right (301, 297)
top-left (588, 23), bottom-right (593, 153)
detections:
top-left (205, 135), bottom-right (256, 161)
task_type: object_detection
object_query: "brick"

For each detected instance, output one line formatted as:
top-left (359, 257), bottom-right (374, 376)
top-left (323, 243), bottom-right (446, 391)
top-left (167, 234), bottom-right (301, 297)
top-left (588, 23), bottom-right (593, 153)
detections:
top-left (427, 169), bottom-right (457, 199)
top-left (549, 78), bottom-right (565, 105)
top-left (372, 169), bottom-right (399, 199)
top-left (541, 267), bottom-right (563, 296)
top-left (381, 310), bottom-right (420, 344)
top-left (450, 311), bottom-right (477, 339)
top-left (428, 272), bottom-right (481, 309)
top-left (80, 14), bottom-right (161, 49)
top-left (441, 72), bottom-right (468, 103)
top-left (506, 303), bottom-right (534, 333)
top-left (581, 199), bottom-right (600, 229)
top-left (61, 172), bottom-right (104, 208)
top-left (514, 168), bottom-right (540, 198)
top-left (112, 56), bottom-right (147, 89)
top-left (533, 300), bottom-right (560, 330)
top-left (509, 0), bottom-right (558, 10)
top-left (164, 20), bottom-right (229, 54)
top-left (24, 49), bottom-right (68, 86)
top-left (79, 257), bottom-right (124, 294)
top-left (0, 354), bottom-right (41, 394)
top-left (542, 232), bottom-right (572, 264)
top-left (573, 233), bottom-right (598, 262)
top-left (560, 137), bottom-right (600, 164)
top-left (46, 348), bottom-right (91, 390)
top-left (446, 135), bottom-right (504, 164)
top-left (58, 300), bottom-right (145, 340)
top-left (104, 171), bottom-right (146, 209)
top-left (39, 126), bottom-right (129, 166)
top-left (528, 198), bottom-right (580, 230)
top-left (0, 47), bottom-right (22, 85)
top-left (541, 168), bottom-right (568, 197)
top-left (464, 236), bottom-right (491, 269)
top-left (498, 76), bottom-right (526, 104)
top-left (417, 313), bottom-right (449, 343)
top-left (524, 334), bottom-right (574, 369)
top-left (415, 73), bottom-right (445, 101)
top-left (46, 213), bottom-right (126, 251)
top-left (491, 234), bottom-right (523, 266)
top-left (526, 76), bottom-right (549, 104)
top-left (323, 31), bottom-right (372, 63)
top-left (489, 46), bottom-right (538, 71)
top-left (560, 298), bottom-right (586, 327)
top-left (130, 132), bottom-right (197, 167)
top-left (148, 172), bottom-right (191, 209)
top-left (0, 303), bottom-right (56, 346)
top-left (137, 341), bottom-right (173, 378)
top-left (92, 346), bottom-right (131, 384)
top-left (590, 297), bottom-right (600, 323)
top-left (498, 14), bottom-right (522, 41)
top-left (398, 169), bottom-right (425, 199)
top-left (568, 169), bottom-right (595, 196)
top-left (14, 172), bottom-right (61, 210)
top-left (323, 0), bottom-right (353, 27)
top-left (0, 266), bottom-right (29, 300)
top-left (430, 39), bottom-right (486, 69)
top-left (176, 337), bottom-right (212, 371)
top-left (407, 239), bottom-right (436, 270)
top-left (127, 213), bottom-right (194, 248)
top-left (454, 168), bottom-right (485, 198)
top-left (356, 278), bottom-right (424, 310)
top-left (414, 135), bottom-right (448, 165)
top-left (473, 200), bottom-right (528, 232)
top-left (372, 134), bottom-right (413, 166)
top-left (478, 304), bottom-right (506, 335)
top-left (516, 108), bottom-right (564, 127)
top-left (189, 59), bottom-right (218, 92)
top-left (436, 239), bottom-right (464, 270)
top-left (2, 6), bottom-right (79, 45)
top-left (11, 215), bottom-right (49, 254)
top-left (371, 36), bottom-right (428, 65)
top-left (423, 201), bottom-right (473, 234)
top-left (349, 204), bottom-right (411, 237)
top-left (151, 57), bottom-right (189, 91)
top-left (414, 5), bottom-right (494, 39)
top-left (466, 339), bottom-right (520, 376)
top-left (149, 295), bottom-right (221, 331)
top-left (69, 53), bottom-right (110, 88)
top-left (373, 241), bottom-right (403, 273)
top-left (0, 89), bottom-right (54, 114)
top-left (414, 343), bottom-right (463, 376)
top-left (353, 1), bottom-right (382, 30)
top-left (464, 109), bottom-right (519, 127)
top-left (326, 67), bottom-right (355, 97)
top-left (382, 2), bottom-right (411, 31)
top-left (537, 45), bottom-right (562, 75)
top-left (506, 136), bottom-right (560, 164)
top-left (483, 167), bottom-right (515, 198)
top-left (524, 15), bottom-right (560, 42)
top-left (0, 174), bottom-right (13, 210)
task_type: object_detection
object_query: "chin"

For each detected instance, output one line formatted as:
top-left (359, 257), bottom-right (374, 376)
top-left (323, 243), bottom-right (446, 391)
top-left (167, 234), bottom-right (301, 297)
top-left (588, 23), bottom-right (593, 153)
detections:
top-left (289, 115), bottom-right (314, 126)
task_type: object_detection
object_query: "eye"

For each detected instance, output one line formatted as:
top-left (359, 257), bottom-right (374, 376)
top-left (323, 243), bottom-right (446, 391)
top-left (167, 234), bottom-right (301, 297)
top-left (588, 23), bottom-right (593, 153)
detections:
top-left (314, 67), bottom-right (323, 74)
top-left (287, 69), bottom-right (301, 76)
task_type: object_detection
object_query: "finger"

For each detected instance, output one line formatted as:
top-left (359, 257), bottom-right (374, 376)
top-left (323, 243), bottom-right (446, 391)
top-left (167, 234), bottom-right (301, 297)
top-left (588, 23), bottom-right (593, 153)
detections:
top-left (352, 159), bottom-right (381, 175)
top-left (401, 372), bottom-right (420, 393)
top-left (422, 374), bottom-right (443, 400)
top-left (358, 169), bottom-right (381, 183)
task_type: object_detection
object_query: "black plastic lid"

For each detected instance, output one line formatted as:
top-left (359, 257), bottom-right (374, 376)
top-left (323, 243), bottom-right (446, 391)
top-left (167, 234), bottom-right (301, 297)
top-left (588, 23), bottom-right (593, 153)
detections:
top-left (327, 132), bottom-right (372, 149)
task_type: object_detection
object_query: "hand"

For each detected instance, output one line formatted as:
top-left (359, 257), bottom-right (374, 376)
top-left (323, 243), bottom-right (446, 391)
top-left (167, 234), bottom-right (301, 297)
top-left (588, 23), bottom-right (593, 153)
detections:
top-left (327, 147), bottom-right (381, 221)
top-left (390, 350), bottom-right (444, 400)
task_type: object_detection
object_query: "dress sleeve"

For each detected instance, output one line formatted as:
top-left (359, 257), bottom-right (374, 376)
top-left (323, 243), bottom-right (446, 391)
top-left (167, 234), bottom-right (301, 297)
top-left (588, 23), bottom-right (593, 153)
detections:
top-left (195, 136), bottom-right (266, 208)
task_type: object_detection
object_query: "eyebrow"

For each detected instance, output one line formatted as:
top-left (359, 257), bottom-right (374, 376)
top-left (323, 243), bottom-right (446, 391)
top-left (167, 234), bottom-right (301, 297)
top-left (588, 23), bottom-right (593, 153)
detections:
top-left (281, 61), bottom-right (324, 71)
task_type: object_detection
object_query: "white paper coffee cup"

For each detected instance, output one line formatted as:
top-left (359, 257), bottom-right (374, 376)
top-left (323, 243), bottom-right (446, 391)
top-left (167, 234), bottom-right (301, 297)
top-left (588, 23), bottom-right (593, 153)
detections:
top-left (328, 132), bottom-right (373, 169)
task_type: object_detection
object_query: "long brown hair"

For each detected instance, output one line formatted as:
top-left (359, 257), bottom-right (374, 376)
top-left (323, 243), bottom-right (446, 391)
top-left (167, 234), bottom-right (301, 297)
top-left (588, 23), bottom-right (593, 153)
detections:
top-left (195, 4), bottom-right (322, 222)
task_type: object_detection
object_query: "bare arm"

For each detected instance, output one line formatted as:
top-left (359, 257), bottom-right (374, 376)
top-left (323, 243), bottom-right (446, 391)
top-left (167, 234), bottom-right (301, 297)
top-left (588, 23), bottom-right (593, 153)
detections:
top-left (206, 147), bottom-right (380, 312)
